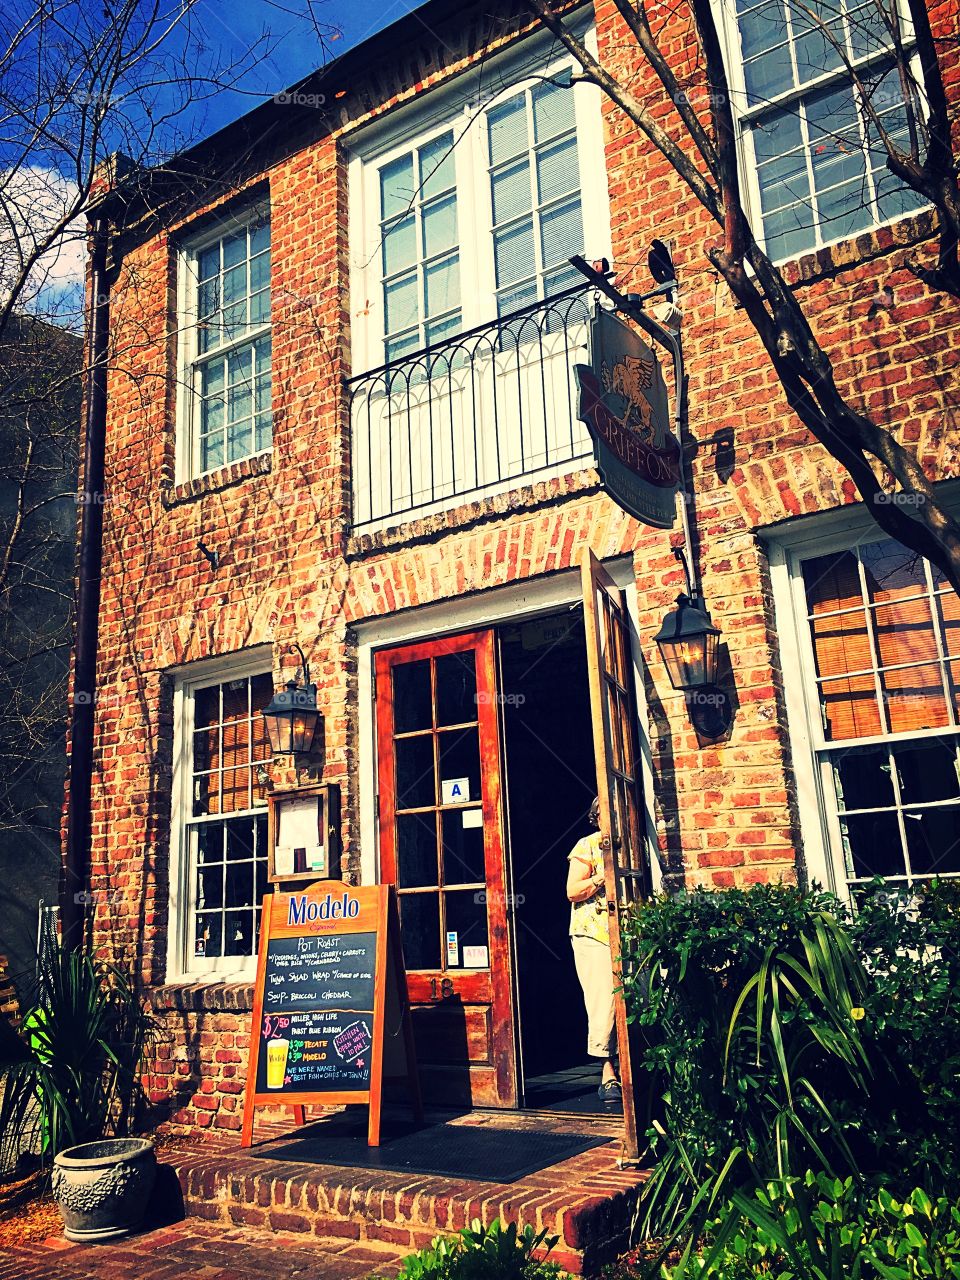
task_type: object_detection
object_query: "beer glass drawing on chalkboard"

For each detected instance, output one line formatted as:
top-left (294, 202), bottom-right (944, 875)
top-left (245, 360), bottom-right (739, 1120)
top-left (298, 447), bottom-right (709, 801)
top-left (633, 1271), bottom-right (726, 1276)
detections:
top-left (266, 1038), bottom-right (289, 1088)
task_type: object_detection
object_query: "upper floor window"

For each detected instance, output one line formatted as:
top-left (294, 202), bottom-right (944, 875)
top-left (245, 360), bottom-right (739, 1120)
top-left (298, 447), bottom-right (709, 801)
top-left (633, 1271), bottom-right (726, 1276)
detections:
top-left (350, 52), bottom-right (609, 374)
top-left (789, 534), bottom-right (960, 898)
top-left (380, 133), bottom-right (461, 363)
top-left (487, 79), bottom-right (584, 313)
top-left (722, 0), bottom-right (926, 259)
top-left (179, 209), bottom-right (272, 478)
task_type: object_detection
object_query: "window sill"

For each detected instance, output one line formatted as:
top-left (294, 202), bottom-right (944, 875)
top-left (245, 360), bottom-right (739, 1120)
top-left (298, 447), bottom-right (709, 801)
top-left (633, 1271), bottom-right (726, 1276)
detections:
top-left (161, 452), bottom-right (272, 508)
top-left (777, 209), bottom-right (936, 290)
top-left (346, 466), bottom-right (602, 558)
top-left (149, 979), bottom-right (255, 1013)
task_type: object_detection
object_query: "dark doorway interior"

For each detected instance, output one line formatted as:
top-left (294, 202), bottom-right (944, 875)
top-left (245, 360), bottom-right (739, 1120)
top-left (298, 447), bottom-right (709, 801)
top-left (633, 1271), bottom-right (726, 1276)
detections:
top-left (499, 609), bottom-right (607, 1111)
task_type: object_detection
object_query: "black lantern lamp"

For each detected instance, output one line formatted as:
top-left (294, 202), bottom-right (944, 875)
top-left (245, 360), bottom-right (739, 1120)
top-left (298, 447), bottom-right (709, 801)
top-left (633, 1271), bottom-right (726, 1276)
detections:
top-left (262, 643), bottom-right (322, 756)
top-left (654, 593), bottom-right (721, 692)
top-left (654, 550), bottom-right (730, 738)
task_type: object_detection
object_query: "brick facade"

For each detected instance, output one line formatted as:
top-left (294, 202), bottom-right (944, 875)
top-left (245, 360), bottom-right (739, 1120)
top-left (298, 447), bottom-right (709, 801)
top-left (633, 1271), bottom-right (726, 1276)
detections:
top-left (78, 0), bottom-right (960, 1133)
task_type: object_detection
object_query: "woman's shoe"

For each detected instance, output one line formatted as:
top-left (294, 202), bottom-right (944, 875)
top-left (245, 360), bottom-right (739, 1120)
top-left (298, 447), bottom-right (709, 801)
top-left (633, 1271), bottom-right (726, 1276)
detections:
top-left (598, 1080), bottom-right (622, 1105)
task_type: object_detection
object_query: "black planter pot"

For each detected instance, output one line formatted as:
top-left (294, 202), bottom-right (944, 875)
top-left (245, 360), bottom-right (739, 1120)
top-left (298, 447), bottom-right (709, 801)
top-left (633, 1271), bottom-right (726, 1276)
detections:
top-left (52, 1137), bottom-right (156, 1242)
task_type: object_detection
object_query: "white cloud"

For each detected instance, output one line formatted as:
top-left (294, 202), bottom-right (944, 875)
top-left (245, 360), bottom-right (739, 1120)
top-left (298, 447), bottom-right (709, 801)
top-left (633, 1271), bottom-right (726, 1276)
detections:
top-left (0, 166), bottom-right (86, 326)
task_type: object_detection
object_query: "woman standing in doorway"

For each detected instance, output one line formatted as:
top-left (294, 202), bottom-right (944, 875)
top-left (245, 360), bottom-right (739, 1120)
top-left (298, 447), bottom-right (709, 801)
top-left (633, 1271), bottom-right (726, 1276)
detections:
top-left (567, 796), bottom-right (621, 1105)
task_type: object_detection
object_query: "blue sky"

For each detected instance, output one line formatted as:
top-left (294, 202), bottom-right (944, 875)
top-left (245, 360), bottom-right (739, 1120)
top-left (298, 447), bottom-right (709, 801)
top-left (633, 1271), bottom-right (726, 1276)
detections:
top-left (185, 0), bottom-right (428, 142)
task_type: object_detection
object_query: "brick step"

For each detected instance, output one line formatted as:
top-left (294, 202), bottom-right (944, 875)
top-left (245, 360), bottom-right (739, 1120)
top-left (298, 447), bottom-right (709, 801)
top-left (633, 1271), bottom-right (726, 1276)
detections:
top-left (161, 1120), bottom-right (649, 1276)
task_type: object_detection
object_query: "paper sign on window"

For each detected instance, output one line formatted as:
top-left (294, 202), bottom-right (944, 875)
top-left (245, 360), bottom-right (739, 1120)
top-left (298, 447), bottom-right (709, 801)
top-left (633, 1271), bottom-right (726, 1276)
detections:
top-left (441, 777), bottom-right (470, 805)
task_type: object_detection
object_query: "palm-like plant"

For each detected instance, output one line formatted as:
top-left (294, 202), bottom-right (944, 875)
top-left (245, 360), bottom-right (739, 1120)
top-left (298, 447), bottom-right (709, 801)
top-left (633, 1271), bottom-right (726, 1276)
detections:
top-left (0, 946), bottom-right (160, 1162)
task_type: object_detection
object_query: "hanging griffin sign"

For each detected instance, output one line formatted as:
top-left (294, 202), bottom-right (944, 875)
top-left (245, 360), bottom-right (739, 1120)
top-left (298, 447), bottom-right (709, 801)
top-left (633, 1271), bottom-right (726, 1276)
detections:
top-left (574, 307), bottom-right (681, 530)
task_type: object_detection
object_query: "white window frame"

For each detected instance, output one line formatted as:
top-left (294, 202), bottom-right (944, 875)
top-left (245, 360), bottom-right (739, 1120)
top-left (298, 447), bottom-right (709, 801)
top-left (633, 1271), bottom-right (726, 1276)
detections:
top-left (175, 204), bottom-right (272, 484)
top-left (347, 22), bottom-right (612, 377)
top-left (166, 647), bottom-right (273, 983)
top-left (715, 0), bottom-right (926, 262)
top-left (766, 495), bottom-right (960, 898)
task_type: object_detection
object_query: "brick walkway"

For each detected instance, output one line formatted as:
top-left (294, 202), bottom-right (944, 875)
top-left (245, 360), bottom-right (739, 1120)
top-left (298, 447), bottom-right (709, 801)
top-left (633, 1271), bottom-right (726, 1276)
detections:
top-left (0, 1219), bottom-right (406, 1279)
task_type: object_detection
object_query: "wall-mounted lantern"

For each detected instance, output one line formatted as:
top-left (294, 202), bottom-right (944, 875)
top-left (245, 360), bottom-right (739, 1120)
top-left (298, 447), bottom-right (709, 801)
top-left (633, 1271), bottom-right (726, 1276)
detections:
top-left (654, 593), bottom-right (721, 692)
top-left (262, 644), bottom-right (322, 757)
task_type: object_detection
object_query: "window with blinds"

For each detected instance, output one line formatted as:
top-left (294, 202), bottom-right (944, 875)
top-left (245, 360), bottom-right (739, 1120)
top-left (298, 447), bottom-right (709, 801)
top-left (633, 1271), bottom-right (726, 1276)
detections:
top-left (725, 0), bottom-right (926, 260)
top-left (800, 537), bottom-right (960, 892)
top-left (486, 79), bottom-right (585, 315)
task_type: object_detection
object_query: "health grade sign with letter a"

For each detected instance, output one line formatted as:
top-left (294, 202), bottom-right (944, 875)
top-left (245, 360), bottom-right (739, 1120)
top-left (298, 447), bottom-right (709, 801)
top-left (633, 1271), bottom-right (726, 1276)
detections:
top-left (574, 307), bottom-right (681, 530)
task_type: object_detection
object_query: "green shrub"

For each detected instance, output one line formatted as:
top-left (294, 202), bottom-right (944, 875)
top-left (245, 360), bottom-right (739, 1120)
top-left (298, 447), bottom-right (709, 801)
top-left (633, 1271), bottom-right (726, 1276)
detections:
top-left (666, 1175), bottom-right (960, 1280)
top-left (618, 881), bottom-right (960, 1246)
top-left (0, 945), bottom-right (161, 1160)
top-left (370, 1219), bottom-right (569, 1280)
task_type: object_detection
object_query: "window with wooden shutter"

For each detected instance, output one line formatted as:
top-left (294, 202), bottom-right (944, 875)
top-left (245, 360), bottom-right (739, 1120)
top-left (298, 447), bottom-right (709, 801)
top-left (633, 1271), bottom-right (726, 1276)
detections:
top-left (799, 537), bottom-right (960, 894)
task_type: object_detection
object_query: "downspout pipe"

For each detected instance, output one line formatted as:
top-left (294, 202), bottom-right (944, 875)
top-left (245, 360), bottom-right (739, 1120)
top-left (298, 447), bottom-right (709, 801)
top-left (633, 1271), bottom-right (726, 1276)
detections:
top-left (61, 211), bottom-right (110, 953)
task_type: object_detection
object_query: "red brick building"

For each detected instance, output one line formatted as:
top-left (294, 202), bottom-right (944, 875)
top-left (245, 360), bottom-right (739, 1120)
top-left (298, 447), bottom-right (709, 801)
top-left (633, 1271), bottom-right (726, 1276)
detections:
top-left (77, 0), bottom-right (960, 1134)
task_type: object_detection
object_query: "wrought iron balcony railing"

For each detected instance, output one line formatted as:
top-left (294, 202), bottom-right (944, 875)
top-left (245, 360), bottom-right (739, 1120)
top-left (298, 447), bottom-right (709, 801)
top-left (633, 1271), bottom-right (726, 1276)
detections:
top-left (349, 287), bottom-right (595, 531)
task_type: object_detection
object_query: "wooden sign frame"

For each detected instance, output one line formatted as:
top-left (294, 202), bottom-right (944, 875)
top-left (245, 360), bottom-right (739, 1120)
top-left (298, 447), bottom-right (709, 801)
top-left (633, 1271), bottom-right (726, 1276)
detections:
top-left (267, 783), bottom-right (341, 885)
top-left (241, 880), bottom-right (421, 1148)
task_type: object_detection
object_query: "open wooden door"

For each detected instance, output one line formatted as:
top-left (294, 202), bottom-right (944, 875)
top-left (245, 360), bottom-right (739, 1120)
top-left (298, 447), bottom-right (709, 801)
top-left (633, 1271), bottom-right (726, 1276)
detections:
top-left (375, 631), bottom-right (518, 1108)
top-left (581, 549), bottom-right (651, 1161)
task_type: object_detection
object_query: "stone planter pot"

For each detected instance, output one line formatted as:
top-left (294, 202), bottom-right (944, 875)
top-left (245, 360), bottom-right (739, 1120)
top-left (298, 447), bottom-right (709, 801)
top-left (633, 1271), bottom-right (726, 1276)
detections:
top-left (51, 1137), bottom-right (156, 1242)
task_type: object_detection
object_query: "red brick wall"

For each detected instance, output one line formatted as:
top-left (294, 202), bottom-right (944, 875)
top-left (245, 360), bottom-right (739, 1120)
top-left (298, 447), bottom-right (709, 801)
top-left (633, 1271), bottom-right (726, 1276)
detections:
top-left (82, 0), bottom-right (960, 1133)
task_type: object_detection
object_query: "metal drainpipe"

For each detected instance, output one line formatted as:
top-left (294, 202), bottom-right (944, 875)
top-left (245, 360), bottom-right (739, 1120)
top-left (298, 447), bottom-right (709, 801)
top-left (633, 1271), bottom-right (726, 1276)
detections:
top-left (61, 212), bottom-right (110, 953)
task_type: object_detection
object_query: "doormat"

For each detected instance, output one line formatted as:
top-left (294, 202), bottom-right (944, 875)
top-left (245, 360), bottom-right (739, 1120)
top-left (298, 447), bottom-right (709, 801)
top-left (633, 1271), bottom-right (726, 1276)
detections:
top-left (248, 1113), bottom-right (612, 1184)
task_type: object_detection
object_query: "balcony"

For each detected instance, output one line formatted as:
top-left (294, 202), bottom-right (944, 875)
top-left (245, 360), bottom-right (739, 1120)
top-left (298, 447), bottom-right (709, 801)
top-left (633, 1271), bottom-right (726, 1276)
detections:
top-left (349, 288), bottom-right (595, 531)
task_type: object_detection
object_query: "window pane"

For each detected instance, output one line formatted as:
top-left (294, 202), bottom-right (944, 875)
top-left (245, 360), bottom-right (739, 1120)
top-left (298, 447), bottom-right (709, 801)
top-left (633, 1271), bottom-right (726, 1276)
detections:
top-left (804, 549), bottom-right (861, 614)
top-left (381, 153), bottom-right (414, 221)
top-left (488, 96), bottom-right (528, 167)
top-left (222, 230), bottom-right (246, 269)
top-left (441, 810), bottom-right (485, 886)
top-left (422, 195), bottom-right (458, 257)
top-left (198, 244), bottom-right (219, 280)
top-left (881, 664), bottom-right (948, 733)
top-left (396, 734), bottom-right (435, 809)
top-left (810, 607), bottom-right (872, 679)
top-left (833, 745), bottom-right (895, 811)
top-left (424, 255), bottom-right (459, 319)
top-left (873, 597), bottom-right (939, 667)
top-left (383, 215), bottom-right (416, 276)
top-left (435, 651), bottom-right (477, 726)
top-left (820, 673), bottom-right (881, 740)
top-left (531, 80), bottom-right (576, 143)
top-left (861, 539), bottom-right (927, 603)
top-left (444, 889), bottom-right (489, 966)
top-left (250, 220), bottom-right (270, 255)
top-left (792, 0), bottom-right (844, 84)
top-left (905, 805), bottom-right (960, 876)
top-left (494, 219), bottom-right (535, 287)
top-left (399, 893), bottom-right (441, 969)
top-left (536, 136), bottom-right (578, 204)
top-left (841, 810), bottom-right (905, 879)
top-left (393, 659), bottom-right (432, 733)
top-left (539, 197), bottom-right (583, 270)
top-left (894, 739), bottom-right (960, 805)
top-left (438, 729), bottom-right (481, 805)
top-left (385, 273), bottom-right (418, 336)
top-left (419, 131), bottom-right (456, 199)
top-left (397, 812), bottom-right (438, 888)
top-left (491, 159), bottom-right (530, 226)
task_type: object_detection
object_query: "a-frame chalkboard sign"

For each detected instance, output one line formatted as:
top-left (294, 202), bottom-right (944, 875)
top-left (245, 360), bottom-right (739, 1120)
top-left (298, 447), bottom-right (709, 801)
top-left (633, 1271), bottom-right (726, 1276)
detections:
top-left (241, 881), bottom-right (421, 1148)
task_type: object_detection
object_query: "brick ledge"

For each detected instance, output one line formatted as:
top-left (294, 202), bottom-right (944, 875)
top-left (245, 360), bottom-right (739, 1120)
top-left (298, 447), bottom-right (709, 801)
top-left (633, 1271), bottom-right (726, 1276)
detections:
top-left (161, 452), bottom-right (272, 507)
top-left (150, 980), bottom-right (255, 1013)
top-left (782, 210), bottom-right (936, 288)
top-left (346, 468), bottom-right (602, 558)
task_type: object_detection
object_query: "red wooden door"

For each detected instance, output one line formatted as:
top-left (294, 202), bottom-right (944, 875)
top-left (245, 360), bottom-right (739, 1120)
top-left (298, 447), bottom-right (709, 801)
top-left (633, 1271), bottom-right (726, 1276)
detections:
top-left (375, 630), bottom-right (518, 1108)
top-left (582, 549), bottom-right (651, 1161)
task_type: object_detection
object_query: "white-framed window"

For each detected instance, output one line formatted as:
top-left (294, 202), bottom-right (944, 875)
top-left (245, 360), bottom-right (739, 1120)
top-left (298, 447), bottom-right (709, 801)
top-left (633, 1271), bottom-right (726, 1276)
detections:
top-left (177, 207), bottom-right (272, 479)
top-left (718, 0), bottom-right (926, 260)
top-left (167, 653), bottom-right (273, 979)
top-left (349, 34), bottom-right (610, 375)
top-left (771, 522), bottom-right (960, 900)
